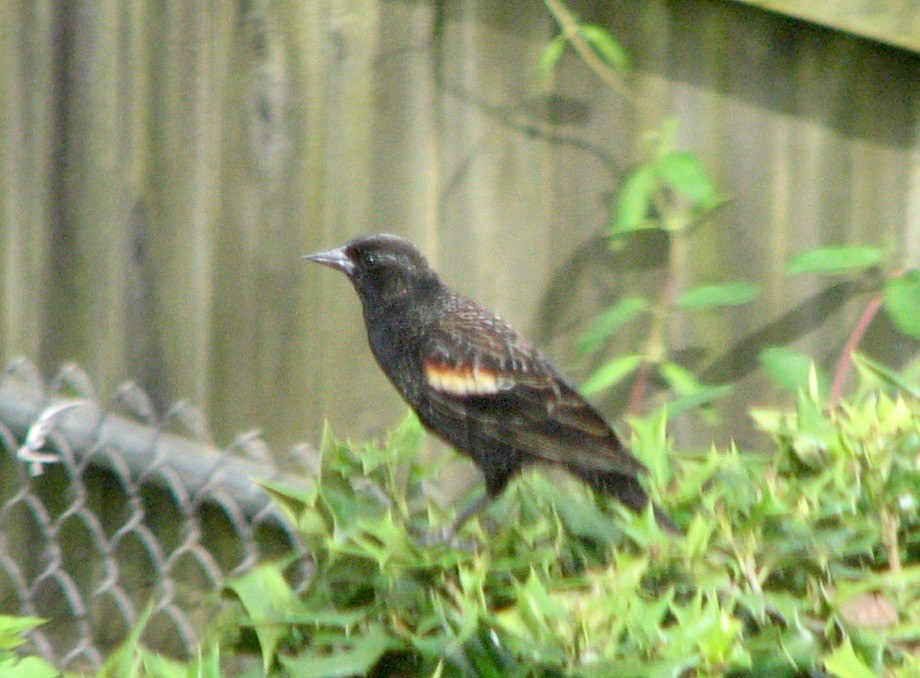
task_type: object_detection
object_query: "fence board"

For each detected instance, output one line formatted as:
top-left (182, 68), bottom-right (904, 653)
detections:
top-left (1, 2), bottom-right (55, 359)
top-left (728, 0), bottom-right (920, 53)
top-left (0, 0), bottom-right (916, 454)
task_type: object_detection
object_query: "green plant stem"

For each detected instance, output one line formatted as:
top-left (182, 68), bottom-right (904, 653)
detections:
top-left (881, 507), bottom-right (902, 576)
top-left (742, 551), bottom-right (764, 596)
top-left (830, 292), bottom-right (884, 404)
top-left (542, 0), bottom-right (636, 105)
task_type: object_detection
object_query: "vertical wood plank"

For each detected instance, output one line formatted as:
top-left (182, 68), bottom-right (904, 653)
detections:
top-left (144, 0), bottom-right (231, 410)
top-left (209, 0), bottom-right (311, 447)
top-left (0, 1), bottom-right (55, 358)
top-left (282, 0), bottom-right (335, 447)
top-left (311, 0), bottom-right (400, 439)
top-left (41, 1), bottom-right (128, 391)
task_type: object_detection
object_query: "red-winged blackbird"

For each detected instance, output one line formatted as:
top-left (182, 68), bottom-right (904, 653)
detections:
top-left (305, 234), bottom-right (680, 541)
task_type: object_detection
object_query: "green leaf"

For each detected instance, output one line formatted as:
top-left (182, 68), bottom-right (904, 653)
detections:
top-left (279, 624), bottom-right (396, 677)
top-left (269, 608), bottom-right (369, 628)
top-left (698, 609), bottom-right (747, 667)
top-left (536, 34), bottom-right (568, 83)
top-left (139, 651), bottom-right (196, 678)
top-left (658, 361), bottom-right (701, 394)
top-left (759, 347), bottom-right (829, 398)
top-left (226, 565), bottom-right (302, 672)
top-left (195, 642), bottom-right (223, 678)
top-left (0, 616), bottom-right (44, 650)
top-left (578, 296), bottom-right (649, 353)
top-left (786, 246), bottom-right (886, 276)
top-left (852, 352), bottom-right (920, 398)
top-left (823, 638), bottom-right (876, 678)
top-left (746, 627), bottom-right (820, 677)
top-left (97, 605), bottom-right (155, 678)
top-left (0, 655), bottom-right (59, 678)
top-left (581, 354), bottom-right (643, 395)
top-left (675, 282), bottom-right (760, 310)
top-left (657, 152), bottom-right (717, 207)
top-left (577, 24), bottom-right (630, 73)
top-left (256, 477), bottom-right (316, 521)
top-left (551, 488), bottom-right (622, 544)
top-left (656, 384), bottom-right (733, 420)
top-left (386, 409), bottom-right (425, 463)
top-left (628, 408), bottom-right (675, 484)
top-left (883, 270), bottom-right (920, 340)
top-left (612, 166), bottom-right (656, 233)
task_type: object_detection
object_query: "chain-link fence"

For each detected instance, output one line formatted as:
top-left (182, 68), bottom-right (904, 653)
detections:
top-left (0, 358), bottom-right (314, 672)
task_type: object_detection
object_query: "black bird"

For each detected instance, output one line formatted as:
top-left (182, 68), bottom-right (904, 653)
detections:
top-left (305, 234), bottom-right (680, 541)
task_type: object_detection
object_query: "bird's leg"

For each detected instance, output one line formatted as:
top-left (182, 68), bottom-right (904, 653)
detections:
top-left (447, 491), bottom-right (493, 536)
top-left (416, 491), bottom-right (493, 548)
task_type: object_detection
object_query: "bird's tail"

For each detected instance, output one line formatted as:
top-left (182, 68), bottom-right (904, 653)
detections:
top-left (569, 467), bottom-right (682, 536)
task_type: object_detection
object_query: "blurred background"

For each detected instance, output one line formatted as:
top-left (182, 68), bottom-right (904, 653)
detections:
top-left (1, 0), bottom-right (918, 452)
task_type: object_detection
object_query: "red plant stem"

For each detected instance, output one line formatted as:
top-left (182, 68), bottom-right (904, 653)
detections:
top-left (629, 271), bottom-right (677, 416)
top-left (830, 292), bottom-right (884, 404)
top-left (629, 359), bottom-right (652, 416)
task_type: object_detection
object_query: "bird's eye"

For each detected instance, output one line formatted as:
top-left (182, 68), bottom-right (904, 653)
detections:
top-left (367, 252), bottom-right (393, 268)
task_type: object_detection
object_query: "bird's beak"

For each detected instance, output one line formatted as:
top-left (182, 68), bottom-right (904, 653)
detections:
top-left (303, 246), bottom-right (355, 275)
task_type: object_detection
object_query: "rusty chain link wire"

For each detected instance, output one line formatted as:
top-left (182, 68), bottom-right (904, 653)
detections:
top-left (0, 358), bottom-right (313, 672)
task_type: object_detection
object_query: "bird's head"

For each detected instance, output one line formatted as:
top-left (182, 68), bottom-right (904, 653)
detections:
top-left (304, 234), bottom-right (440, 308)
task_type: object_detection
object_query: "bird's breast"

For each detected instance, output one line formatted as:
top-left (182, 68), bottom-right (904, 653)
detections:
top-left (365, 313), bottom-right (427, 401)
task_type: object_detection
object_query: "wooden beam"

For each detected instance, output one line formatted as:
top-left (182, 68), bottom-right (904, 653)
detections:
top-left (729, 0), bottom-right (920, 53)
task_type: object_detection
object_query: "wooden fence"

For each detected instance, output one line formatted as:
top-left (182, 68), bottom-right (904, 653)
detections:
top-left (1, 0), bottom-right (917, 453)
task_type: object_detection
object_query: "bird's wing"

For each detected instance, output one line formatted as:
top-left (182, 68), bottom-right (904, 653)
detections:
top-left (421, 302), bottom-right (647, 478)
